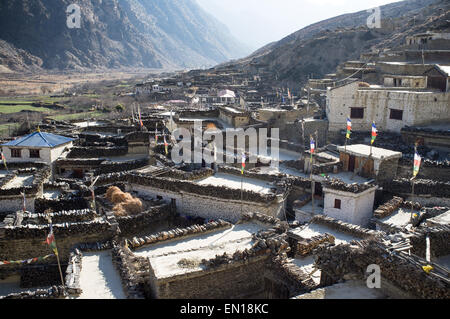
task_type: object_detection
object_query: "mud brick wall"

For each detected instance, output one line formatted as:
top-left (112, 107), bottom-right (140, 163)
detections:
top-left (0, 221), bottom-right (113, 263)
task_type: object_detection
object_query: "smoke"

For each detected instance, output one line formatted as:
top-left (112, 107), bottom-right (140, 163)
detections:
top-left (106, 186), bottom-right (143, 217)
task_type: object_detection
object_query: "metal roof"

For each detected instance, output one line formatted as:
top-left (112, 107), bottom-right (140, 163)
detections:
top-left (1, 132), bottom-right (75, 148)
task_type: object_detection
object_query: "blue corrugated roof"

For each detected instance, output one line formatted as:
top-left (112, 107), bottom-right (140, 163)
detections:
top-left (1, 132), bottom-right (75, 148)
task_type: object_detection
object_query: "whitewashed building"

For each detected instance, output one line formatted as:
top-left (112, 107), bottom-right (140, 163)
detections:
top-left (322, 185), bottom-right (377, 227)
top-left (1, 131), bottom-right (75, 165)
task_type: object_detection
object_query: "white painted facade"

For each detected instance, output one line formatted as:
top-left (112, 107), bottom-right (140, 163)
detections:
top-left (129, 183), bottom-right (285, 223)
top-left (1, 142), bottom-right (72, 165)
top-left (322, 186), bottom-right (376, 227)
top-left (327, 82), bottom-right (450, 133)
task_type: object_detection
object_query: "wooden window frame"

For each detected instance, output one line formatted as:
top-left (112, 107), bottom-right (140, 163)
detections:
top-left (350, 107), bottom-right (364, 119)
top-left (334, 199), bottom-right (342, 209)
top-left (390, 109), bottom-right (403, 121)
top-left (11, 149), bottom-right (22, 158)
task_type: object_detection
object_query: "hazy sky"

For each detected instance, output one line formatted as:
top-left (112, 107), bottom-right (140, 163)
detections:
top-left (197, 0), bottom-right (403, 51)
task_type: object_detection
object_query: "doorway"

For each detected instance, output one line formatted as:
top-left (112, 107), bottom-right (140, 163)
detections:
top-left (348, 155), bottom-right (356, 172)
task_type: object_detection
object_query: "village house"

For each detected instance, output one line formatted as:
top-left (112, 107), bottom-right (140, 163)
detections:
top-left (1, 131), bottom-right (74, 166)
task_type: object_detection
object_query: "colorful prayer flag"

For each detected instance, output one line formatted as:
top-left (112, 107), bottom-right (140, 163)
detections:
top-left (46, 224), bottom-right (59, 256)
top-left (346, 118), bottom-right (352, 139)
top-left (241, 153), bottom-right (246, 175)
top-left (22, 191), bottom-right (26, 213)
top-left (310, 137), bottom-right (316, 154)
top-left (164, 135), bottom-right (169, 155)
top-left (371, 122), bottom-right (377, 145)
top-left (0, 151), bottom-right (7, 170)
top-left (138, 105), bottom-right (143, 128)
top-left (413, 151), bottom-right (422, 177)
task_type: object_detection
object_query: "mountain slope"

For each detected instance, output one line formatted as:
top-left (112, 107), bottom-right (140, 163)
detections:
top-left (217, 0), bottom-right (449, 86)
top-left (0, 0), bottom-right (248, 72)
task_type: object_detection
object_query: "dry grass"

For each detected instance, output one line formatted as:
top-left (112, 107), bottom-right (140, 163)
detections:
top-left (106, 186), bottom-right (143, 217)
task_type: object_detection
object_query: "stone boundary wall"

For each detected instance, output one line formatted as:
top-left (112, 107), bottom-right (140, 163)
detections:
top-left (322, 178), bottom-right (375, 194)
top-left (0, 221), bottom-right (113, 262)
top-left (200, 214), bottom-right (290, 270)
top-left (0, 166), bottom-right (50, 197)
top-left (373, 196), bottom-right (404, 219)
top-left (384, 178), bottom-right (450, 198)
top-left (116, 204), bottom-right (175, 236)
top-left (21, 209), bottom-right (95, 225)
top-left (111, 244), bottom-right (147, 299)
top-left (315, 240), bottom-right (449, 299)
top-left (127, 219), bottom-right (232, 250)
top-left (162, 167), bottom-right (214, 180)
top-left (35, 197), bottom-right (90, 214)
top-left (65, 249), bottom-right (82, 295)
top-left (94, 158), bottom-right (149, 175)
top-left (218, 165), bottom-right (285, 184)
top-left (0, 285), bottom-right (67, 299)
top-left (67, 146), bottom-right (128, 158)
top-left (289, 233), bottom-right (335, 258)
top-left (397, 158), bottom-right (450, 182)
top-left (95, 172), bottom-right (279, 203)
top-left (310, 215), bottom-right (381, 239)
top-left (267, 256), bottom-right (318, 297)
top-left (410, 225), bottom-right (450, 258)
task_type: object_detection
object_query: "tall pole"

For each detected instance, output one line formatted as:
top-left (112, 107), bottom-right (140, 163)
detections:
top-left (410, 178), bottom-right (415, 222)
top-left (46, 216), bottom-right (65, 288)
top-left (310, 135), bottom-right (315, 215)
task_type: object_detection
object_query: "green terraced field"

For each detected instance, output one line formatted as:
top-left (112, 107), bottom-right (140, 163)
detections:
top-left (0, 104), bottom-right (56, 114)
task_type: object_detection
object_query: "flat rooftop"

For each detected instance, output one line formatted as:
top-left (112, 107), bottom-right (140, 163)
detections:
top-left (338, 144), bottom-right (402, 161)
top-left (289, 222), bottom-right (359, 245)
top-left (426, 210), bottom-right (450, 227)
top-left (133, 222), bottom-right (265, 279)
top-left (289, 255), bottom-right (321, 285)
top-left (195, 173), bottom-right (274, 194)
top-left (73, 251), bottom-right (126, 300)
top-left (1, 174), bottom-right (35, 190)
top-left (379, 207), bottom-right (419, 228)
top-left (294, 280), bottom-right (387, 299)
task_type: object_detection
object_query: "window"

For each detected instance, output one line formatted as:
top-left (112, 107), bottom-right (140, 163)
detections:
top-left (29, 149), bottom-right (40, 158)
top-left (390, 109), bottom-right (403, 120)
top-left (11, 149), bottom-right (22, 158)
top-left (350, 107), bottom-right (364, 119)
top-left (334, 199), bottom-right (342, 209)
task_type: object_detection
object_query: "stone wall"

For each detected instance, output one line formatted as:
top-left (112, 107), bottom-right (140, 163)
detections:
top-left (397, 158), bottom-right (450, 182)
top-left (67, 146), bottom-right (128, 158)
top-left (35, 198), bottom-right (89, 214)
top-left (22, 209), bottom-right (95, 225)
top-left (0, 221), bottom-right (113, 263)
top-left (410, 225), bottom-right (450, 259)
top-left (384, 178), bottom-right (450, 198)
top-left (116, 204), bottom-right (176, 236)
top-left (315, 240), bottom-right (450, 299)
